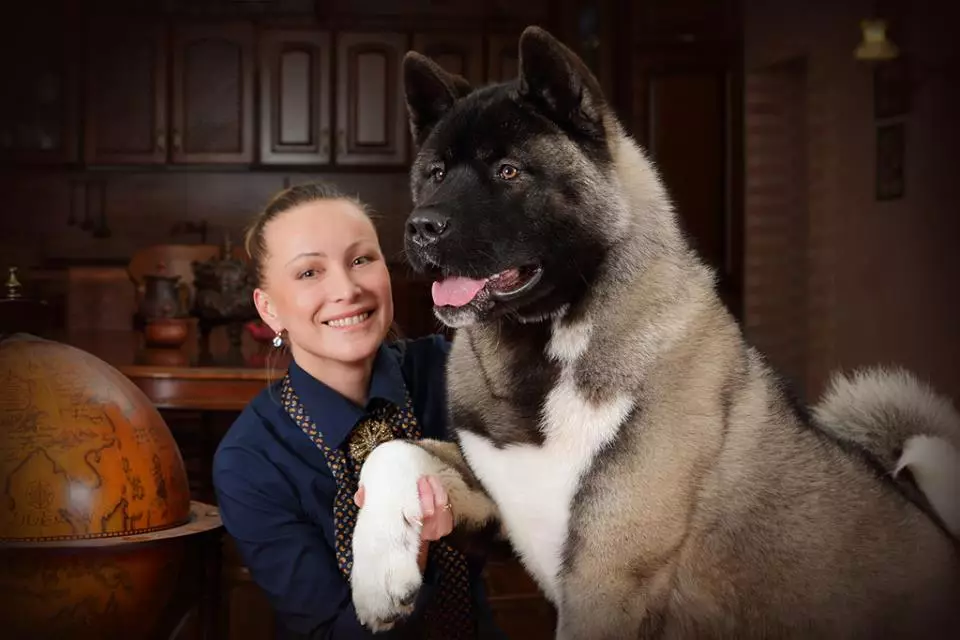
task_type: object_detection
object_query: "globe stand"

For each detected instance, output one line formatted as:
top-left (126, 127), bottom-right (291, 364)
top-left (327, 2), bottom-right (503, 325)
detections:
top-left (0, 501), bottom-right (223, 640)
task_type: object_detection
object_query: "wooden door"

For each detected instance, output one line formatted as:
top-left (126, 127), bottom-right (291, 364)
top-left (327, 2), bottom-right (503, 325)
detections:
top-left (335, 32), bottom-right (408, 166)
top-left (259, 28), bottom-right (333, 165)
top-left (84, 21), bottom-right (168, 165)
top-left (411, 33), bottom-right (484, 86)
top-left (632, 49), bottom-right (741, 312)
top-left (171, 22), bottom-right (255, 164)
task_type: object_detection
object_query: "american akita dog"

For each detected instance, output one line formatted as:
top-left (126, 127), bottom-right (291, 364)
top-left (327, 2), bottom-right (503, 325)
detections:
top-left (349, 25), bottom-right (960, 639)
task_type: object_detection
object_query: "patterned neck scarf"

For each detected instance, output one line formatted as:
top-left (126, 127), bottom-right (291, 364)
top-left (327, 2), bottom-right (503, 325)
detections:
top-left (280, 374), bottom-right (477, 639)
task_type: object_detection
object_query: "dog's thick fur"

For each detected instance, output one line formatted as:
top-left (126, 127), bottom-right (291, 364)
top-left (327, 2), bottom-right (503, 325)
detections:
top-left (349, 26), bottom-right (960, 639)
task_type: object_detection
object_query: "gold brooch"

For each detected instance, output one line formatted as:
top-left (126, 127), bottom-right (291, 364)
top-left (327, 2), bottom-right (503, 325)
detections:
top-left (347, 417), bottom-right (393, 465)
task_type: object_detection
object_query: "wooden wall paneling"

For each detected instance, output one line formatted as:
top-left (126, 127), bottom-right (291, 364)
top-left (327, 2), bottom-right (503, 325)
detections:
top-left (171, 22), bottom-right (256, 164)
top-left (84, 20), bottom-right (169, 165)
top-left (486, 33), bottom-right (521, 83)
top-left (259, 28), bottom-right (333, 165)
top-left (334, 31), bottom-right (409, 166)
top-left (632, 0), bottom-right (740, 44)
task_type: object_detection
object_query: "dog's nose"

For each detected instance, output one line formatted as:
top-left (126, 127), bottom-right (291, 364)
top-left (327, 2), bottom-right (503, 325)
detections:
top-left (406, 209), bottom-right (451, 246)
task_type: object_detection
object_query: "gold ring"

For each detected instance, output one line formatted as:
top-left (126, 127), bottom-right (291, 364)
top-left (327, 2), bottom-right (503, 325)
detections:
top-left (442, 504), bottom-right (452, 512)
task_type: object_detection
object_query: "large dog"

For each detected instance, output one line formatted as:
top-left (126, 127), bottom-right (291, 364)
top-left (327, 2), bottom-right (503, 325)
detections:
top-left (349, 26), bottom-right (960, 639)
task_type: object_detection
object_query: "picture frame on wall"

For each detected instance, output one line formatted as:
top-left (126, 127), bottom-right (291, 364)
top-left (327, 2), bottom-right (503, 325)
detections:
top-left (873, 58), bottom-right (911, 119)
top-left (876, 122), bottom-right (905, 201)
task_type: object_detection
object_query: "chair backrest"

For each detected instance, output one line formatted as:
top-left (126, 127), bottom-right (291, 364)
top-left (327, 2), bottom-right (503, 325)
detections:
top-left (66, 265), bottom-right (137, 332)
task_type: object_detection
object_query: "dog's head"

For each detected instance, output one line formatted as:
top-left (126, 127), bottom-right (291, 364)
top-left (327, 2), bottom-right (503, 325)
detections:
top-left (403, 26), bottom-right (632, 328)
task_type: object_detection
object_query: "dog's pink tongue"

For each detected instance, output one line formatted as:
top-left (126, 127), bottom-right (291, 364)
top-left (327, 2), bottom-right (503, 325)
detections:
top-left (432, 277), bottom-right (487, 307)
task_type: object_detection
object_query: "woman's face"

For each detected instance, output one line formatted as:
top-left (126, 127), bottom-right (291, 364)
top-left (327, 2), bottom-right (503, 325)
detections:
top-left (254, 199), bottom-right (394, 368)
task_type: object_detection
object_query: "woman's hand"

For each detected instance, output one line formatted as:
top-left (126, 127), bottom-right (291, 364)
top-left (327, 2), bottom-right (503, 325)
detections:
top-left (354, 475), bottom-right (454, 572)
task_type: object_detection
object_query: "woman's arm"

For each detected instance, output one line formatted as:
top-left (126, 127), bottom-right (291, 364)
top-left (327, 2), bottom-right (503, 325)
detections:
top-left (213, 446), bottom-right (438, 639)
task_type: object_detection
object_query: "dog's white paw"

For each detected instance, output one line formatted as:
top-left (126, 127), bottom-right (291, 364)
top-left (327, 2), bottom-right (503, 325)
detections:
top-left (351, 441), bottom-right (427, 631)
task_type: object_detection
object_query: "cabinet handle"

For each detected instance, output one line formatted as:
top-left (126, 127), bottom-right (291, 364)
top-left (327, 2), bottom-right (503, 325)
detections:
top-left (172, 130), bottom-right (182, 151)
top-left (157, 131), bottom-right (166, 152)
top-left (337, 129), bottom-right (345, 155)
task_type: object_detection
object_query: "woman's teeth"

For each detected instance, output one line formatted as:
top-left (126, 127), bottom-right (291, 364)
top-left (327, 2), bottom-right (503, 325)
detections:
top-left (326, 311), bottom-right (371, 328)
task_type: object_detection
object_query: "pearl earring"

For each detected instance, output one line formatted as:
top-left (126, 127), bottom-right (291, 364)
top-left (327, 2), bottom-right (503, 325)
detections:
top-left (272, 330), bottom-right (283, 348)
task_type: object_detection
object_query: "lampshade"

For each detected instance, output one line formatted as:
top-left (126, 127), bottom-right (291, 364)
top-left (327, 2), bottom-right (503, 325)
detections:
top-left (855, 19), bottom-right (900, 61)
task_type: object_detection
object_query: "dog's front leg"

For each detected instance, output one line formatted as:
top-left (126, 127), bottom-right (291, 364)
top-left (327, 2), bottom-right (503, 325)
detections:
top-left (350, 438), bottom-right (499, 632)
top-left (555, 567), bottom-right (665, 640)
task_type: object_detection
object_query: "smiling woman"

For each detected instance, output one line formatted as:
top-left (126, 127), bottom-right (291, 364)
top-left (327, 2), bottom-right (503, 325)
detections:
top-left (211, 181), bottom-right (503, 639)
top-left (246, 185), bottom-right (394, 403)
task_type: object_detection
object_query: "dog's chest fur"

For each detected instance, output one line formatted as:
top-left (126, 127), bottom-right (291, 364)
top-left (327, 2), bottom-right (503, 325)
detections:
top-left (450, 320), bottom-right (634, 603)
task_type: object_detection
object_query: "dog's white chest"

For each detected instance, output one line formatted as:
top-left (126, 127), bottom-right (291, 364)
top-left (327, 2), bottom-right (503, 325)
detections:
top-left (458, 375), bottom-right (633, 604)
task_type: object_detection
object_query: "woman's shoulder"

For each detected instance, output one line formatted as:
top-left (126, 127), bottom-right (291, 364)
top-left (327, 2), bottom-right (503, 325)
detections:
top-left (213, 381), bottom-right (286, 473)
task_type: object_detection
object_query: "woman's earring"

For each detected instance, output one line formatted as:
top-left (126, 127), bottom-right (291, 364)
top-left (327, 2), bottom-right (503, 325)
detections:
top-left (272, 330), bottom-right (284, 348)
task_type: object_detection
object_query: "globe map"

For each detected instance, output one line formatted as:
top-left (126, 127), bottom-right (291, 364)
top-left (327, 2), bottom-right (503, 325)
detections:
top-left (0, 334), bottom-right (205, 638)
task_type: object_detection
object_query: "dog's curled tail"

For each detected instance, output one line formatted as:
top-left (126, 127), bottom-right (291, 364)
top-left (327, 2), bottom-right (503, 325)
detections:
top-left (812, 366), bottom-right (960, 537)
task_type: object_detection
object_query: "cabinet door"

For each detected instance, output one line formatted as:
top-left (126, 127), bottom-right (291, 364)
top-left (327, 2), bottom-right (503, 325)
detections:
top-left (335, 32), bottom-right (408, 166)
top-left (85, 21), bottom-right (168, 165)
top-left (259, 29), bottom-right (332, 165)
top-left (171, 22), bottom-right (255, 164)
top-left (0, 17), bottom-right (79, 164)
top-left (411, 33), bottom-right (484, 86)
top-left (486, 34), bottom-right (520, 84)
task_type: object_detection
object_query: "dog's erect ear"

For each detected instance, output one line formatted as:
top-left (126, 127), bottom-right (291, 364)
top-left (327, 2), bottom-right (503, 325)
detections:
top-left (403, 51), bottom-right (473, 144)
top-left (517, 26), bottom-right (605, 135)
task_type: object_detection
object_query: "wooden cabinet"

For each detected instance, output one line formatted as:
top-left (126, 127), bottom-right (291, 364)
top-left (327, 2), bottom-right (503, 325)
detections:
top-left (84, 21), bottom-right (254, 165)
top-left (335, 32), bottom-right (408, 166)
top-left (259, 29), bottom-right (333, 165)
top-left (84, 21), bottom-right (168, 165)
top-left (171, 23), bottom-right (255, 163)
top-left (0, 15), bottom-right (79, 165)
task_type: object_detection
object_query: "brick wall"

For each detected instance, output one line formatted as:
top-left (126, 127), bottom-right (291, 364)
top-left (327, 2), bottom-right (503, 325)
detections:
top-left (743, 0), bottom-right (960, 401)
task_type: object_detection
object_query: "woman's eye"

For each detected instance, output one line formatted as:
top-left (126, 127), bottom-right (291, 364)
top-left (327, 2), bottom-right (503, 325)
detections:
top-left (498, 164), bottom-right (519, 180)
top-left (352, 256), bottom-right (372, 267)
top-left (430, 166), bottom-right (446, 182)
top-left (297, 269), bottom-right (316, 279)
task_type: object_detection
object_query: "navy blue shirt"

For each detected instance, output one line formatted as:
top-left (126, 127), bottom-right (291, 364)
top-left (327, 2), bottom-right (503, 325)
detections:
top-left (213, 335), bottom-right (495, 639)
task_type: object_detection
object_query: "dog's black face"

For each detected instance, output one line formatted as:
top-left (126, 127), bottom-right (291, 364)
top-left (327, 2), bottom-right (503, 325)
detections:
top-left (403, 27), bottom-right (620, 328)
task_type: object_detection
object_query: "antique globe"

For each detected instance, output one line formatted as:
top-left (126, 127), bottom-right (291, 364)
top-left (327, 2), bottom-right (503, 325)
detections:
top-left (0, 333), bottom-right (221, 639)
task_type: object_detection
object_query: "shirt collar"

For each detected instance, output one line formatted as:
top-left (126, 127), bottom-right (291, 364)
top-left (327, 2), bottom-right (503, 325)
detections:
top-left (287, 343), bottom-right (407, 450)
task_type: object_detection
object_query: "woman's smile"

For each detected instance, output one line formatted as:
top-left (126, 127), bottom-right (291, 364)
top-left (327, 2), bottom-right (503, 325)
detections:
top-left (323, 308), bottom-right (375, 330)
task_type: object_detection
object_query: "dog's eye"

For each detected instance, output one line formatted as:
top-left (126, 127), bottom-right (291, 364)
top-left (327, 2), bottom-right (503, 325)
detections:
top-left (430, 166), bottom-right (446, 182)
top-left (498, 164), bottom-right (519, 180)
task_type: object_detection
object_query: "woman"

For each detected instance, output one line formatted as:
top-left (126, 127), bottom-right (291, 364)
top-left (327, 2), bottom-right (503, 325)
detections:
top-left (213, 182), bottom-right (497, 639)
